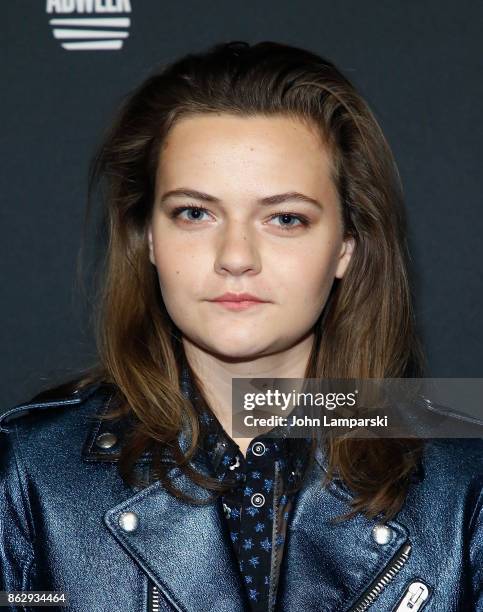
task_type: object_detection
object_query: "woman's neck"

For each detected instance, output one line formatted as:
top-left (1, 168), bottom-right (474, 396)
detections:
top-left (182, 332), bottom-right (315, 453)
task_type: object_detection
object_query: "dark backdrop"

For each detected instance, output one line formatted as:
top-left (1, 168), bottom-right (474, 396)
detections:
top-left (2, 0), bottom-right (482, 411)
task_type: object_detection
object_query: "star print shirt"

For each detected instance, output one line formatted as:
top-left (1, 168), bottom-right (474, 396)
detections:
top-left (199, 409), bottom-right (312, 611)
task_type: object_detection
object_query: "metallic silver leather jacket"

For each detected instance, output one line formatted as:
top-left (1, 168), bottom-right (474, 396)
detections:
top-left (0, 381), bottom-right (482, 611)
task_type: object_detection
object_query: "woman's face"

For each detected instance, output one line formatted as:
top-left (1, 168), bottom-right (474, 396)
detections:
top-left (148, 114), bottom-right (354, 359)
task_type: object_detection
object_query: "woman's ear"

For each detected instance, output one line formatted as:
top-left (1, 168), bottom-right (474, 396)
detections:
top-left (147, 224), bottom-right (156, 266)
top-left (335, 236), bottom-right (355, 279)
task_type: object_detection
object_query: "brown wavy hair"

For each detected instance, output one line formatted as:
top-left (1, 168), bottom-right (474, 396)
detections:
top-left (48, 40), bottom-right (427, 523)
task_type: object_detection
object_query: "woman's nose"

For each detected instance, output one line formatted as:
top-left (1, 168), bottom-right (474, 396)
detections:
top-left (213, 224), bottom-right (262, 276)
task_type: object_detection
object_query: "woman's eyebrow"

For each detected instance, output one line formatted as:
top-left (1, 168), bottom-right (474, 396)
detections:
top-left (159, 188), bottom-right (323, 209)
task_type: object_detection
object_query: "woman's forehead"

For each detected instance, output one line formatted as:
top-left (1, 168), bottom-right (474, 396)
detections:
top-left (155, 114), bottom-right (335, 200)
top-left (160, 113), bottom-right (325, 154)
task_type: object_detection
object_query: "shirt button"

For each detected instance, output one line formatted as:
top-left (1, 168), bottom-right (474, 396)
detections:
top-left (118, 511), bottom-right (139, 532)
top-left (251, 442), bottom-right (266, 456)
top-left (251, 493), bottom-right (265, 508)
top-left (228, 456), bottom-right (240, 470)
top-left (372, 524), bottom-right (394, 545)
top-left (223, 502), bottom-right (231, 518)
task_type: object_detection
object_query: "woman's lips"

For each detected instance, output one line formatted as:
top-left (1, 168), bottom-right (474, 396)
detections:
top-left (210, 300), bottom-right (268, 311)
top-left (209, 292), bottom-right (270, 311)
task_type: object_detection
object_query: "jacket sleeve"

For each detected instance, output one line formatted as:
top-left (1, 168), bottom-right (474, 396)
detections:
top-left (0, 427), bottom-right (36, 610)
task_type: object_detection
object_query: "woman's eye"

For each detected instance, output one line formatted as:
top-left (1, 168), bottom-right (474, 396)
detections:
top-left (170, 206), bottom-right (309, 231)
top-left (171, 206), bottom-right (210, 222)
top-left (268, 213), bottom-right (309, 230)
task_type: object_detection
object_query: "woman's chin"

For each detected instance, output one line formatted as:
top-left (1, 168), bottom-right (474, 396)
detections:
top-left (199, 338), bottom-right (274, 361)
top-left (215, 346), bottom-right (269, 361)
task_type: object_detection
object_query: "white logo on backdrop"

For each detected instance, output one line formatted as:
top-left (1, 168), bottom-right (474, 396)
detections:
top-left (46, 0), bottom-right (132, 51)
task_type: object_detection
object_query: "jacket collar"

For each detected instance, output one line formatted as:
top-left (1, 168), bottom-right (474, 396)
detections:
top-left (78, 367), bottom-right (356, 504)
top-left (81, 365), bottom-right (338, 479)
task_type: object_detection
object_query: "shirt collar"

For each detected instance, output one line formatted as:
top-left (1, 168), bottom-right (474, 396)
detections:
top-left (179, 360), bottom-right (311, 482)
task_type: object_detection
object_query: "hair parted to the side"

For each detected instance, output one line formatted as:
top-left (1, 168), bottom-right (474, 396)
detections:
top-left (56, 40), bottom-right (427, 523)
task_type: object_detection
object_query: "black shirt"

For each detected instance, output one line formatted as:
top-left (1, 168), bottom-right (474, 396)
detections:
top-left (199, 407), bottom-right (311, 610)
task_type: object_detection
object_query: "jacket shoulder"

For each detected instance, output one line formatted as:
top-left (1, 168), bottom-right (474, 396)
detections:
top-left (421, 437), bottom-right (483, 494)
top-left (425, 436), bottom-right (483, 465)
top-left (0, 380), bottom-right (113, 435)
top-left (415, 397), bottom-right (483, 486)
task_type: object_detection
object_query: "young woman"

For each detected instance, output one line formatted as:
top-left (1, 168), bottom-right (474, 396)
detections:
top-left (0, 41), bottom-right (481, 612)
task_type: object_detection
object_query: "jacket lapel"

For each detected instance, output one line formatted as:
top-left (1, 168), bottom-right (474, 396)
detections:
top-left (82, 384), bottom-right (248, 611)
top-left (103, 475), bottom-right (248, 611)
top-left (278, 445), bottom-right (410, 610)
top-left (90, 426), bottom-right (410, 611)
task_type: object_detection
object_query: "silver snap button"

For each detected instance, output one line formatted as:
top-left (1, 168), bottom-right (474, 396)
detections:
top-left (251, 442), bottom-right (266, 456)
top-left (228, 456), bottom-right (240, 470)
top-left (95, 432), bottom-right (118, 449)
top-left (223, 502), bottom-right (231, 518)
top-left (251, 493), bottom-right (265, 508)
top-left (118, 511), bottom-right (139, 532)
top-left (372, 523), bottom-right (393, 545)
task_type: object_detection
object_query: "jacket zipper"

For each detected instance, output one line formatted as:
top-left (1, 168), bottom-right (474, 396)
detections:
top-left (148, 545), bottom-right (417, 612)
top-left (393, 581), bottom-right (430, 611)
top-left (150, 583), bottom-right (162, 612)
top-left (347, 542), bottom-right (412, 612)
